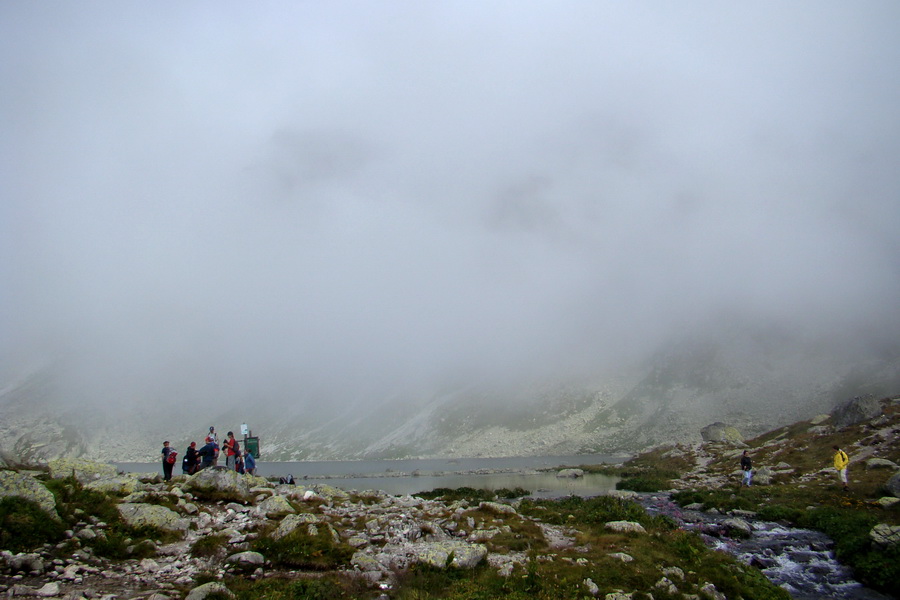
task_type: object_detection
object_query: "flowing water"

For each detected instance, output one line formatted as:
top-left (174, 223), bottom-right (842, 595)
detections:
top-left (639, 494), bottom-right (892, 600)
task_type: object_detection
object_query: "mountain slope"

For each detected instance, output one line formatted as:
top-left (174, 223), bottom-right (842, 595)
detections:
top-left (3, 329), bottom-right (899, 463)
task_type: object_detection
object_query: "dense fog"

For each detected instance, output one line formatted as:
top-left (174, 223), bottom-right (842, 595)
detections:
top-left (2, 3), bottom-right (899, 413)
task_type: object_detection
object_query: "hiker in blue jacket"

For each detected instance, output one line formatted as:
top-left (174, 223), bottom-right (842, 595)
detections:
top-left (243, 449), bottom-right (257, 476)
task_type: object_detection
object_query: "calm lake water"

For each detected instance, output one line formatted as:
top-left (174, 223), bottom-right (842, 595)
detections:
top-left (116, 453), bottom-right (626, 498)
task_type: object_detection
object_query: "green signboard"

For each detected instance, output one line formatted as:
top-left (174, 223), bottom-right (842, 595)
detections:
top-left (244, 436), bottom-right (260, 459)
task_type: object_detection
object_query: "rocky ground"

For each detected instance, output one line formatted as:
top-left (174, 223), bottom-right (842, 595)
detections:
top-left (2, 459), bottom-right (782, 600)
top-left (603, 395), bottom-right (900, 598)
top-left (2, 395), bottom-right (899, 600)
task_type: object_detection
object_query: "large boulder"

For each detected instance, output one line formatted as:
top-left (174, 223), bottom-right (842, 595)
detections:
top-left (117, 503), bottom-right (189, 533)
top-left (225, 551), bottom-right (265, 570)
top-left (831, 396), bottom-right (883, 429)
top-left (48, 458), bottom-right (117, 483)
top-left (272, 512), bottom-right (321, 540)
top-left (388, 541), bottom-right (487, 569)
top-left (700, 423), bottom-right (744, 444)
top-left (185, 582), bottom-right (234, 600)
top-left (183, 467), bottom-right (250, 500)
top-left (605, 521), bottom-right (646, 534)
top-left (310, 483), bottom-right (349, 501)
top-left (869, 524), bottom-right (900, 548)
top-left (556, 468), bottom-right (585, 478)
top-left (865, 458), bottom-right (899, 471)
top-left (885, 472), bottom-right (900, 499)
top-left (85, 475), bottom-right (144, 494)
top-left (256, 495), bottom-right (296, 517)
top-left (722, 518), bottom-right (753, 538)
top-left (0, 471), bottom-right (59, 519)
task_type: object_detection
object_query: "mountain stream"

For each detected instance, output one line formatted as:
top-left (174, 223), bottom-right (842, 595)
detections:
top-left (638, 493), bottom-right (891, 600)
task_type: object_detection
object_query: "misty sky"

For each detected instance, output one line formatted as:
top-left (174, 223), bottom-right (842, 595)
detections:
top-left (2, 3), bottom-right (900, 408)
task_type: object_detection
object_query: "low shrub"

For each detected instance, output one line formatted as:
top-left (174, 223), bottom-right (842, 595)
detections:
top-left (616, 476), bottom-right (668, 492)
top-left (756, 504), bottom-right (803, 523)
top-left (413, 487), bottom-right (528, 502)
top-left (0, 497), bottom-right (65, 551)
top-left (190, 533), bottom-right (228, 558)
top-left (223, 574), bottom-right (365, 600)
top-left (519, 495), bottom-right (675, 532)
top-left (252, 526), bottom-right (353, 570)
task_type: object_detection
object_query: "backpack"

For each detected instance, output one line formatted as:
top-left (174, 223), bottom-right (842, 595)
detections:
top-left (233, 440), bottom-right (240, 453)
top-left (166, 450), bottom-right (178, 464)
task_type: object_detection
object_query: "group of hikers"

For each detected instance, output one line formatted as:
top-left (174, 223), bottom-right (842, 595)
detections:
top-left (739, 444), bottom-right (851, 491)
top-left (160, 426), bottom-right (257, 481)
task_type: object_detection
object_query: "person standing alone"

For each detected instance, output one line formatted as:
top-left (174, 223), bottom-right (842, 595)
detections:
top-left (833, 445), bottom-right (850, 491)
top-left (161, 441), bottom-right (175, 482)
top-left (740, 450), bottom-right (753, 487)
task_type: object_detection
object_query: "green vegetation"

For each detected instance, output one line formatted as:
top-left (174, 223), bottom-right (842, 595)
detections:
top-left (223, 576), bottom-right (361, 600)
top-left (15, 475), bottom-right (175, 559)
top-left (190, 533), bottom-right (229, 558)
top-left (520, 494), bottom-right (675, 532)
top-left (43, 475), bottom-right (122, 525)
top-left (414, 487), bottom-right (530, 502)
top-left (615, 475), bottom-right (669, 492)
top-left (0, 496), bottom-right (66, 552)
top-left (252, 525), bottom-right (353, 570)
top-left (579, 446), bottom-right (691, 493)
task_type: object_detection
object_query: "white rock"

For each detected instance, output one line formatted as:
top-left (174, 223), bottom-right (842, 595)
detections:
top-left (36, 582), bottom-right (60, 597)
top-left (604, 520), bottom-right (646, 534)
top-left (608, 552), bottom-right (633, 562)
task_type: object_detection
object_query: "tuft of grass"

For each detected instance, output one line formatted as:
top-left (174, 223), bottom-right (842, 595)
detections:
top-left (519, 494), bottom-right (676, 533)
top-left (252, 525), bottom-right (353, 570)
top-left (393, 562), bottom-right (537, 600)
top-left (755, 504), bottom-right (804, 523)
top-left (616, 475), bottom-right (669, 493)
top-left (0, 497), bottom-right (66, 551)
top-left (224, 576), bottom-right (358, 600)
top-left (190, 533), bottom-right (229, 558)
top-left (43, 475), bottom-right (122, 524)
top-left (413, 487), bottom-right (528, 502)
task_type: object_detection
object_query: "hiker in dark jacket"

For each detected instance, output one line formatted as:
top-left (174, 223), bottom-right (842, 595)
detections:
top-left (183, 442), bottom-right (198, 475)
top-left (740, 450), bottom-right (753, 487)
top-left (161, 441), bottom-right (174, 482)
top-left (196, 442), bottom-right (218, 471)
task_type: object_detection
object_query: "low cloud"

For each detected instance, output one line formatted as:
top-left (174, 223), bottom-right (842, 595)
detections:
top-left (2, 3), bottom-right (899, 412)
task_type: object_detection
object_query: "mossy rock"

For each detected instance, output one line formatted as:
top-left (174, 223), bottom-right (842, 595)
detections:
top-left (117, 502), bottom-right (189, 533)
top-left (0, 470), bottom-right (59, 519)
top-left (48, 458), bottom-right (117, 483)
top-left (183, 467), bottom-right (250, 500)
top-left (85, 475), bottom-right (144, 495)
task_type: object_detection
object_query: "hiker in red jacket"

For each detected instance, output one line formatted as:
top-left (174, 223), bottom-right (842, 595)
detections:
top-left (224, 431), bottom-right (240, 470)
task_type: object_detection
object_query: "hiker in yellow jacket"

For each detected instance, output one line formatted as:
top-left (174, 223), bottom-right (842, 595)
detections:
top-left (832, 445), bottom-right (850, 491)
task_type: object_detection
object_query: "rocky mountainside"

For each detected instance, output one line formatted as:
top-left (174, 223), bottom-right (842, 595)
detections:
top-left (3, 330), bottom-right (899, 464)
